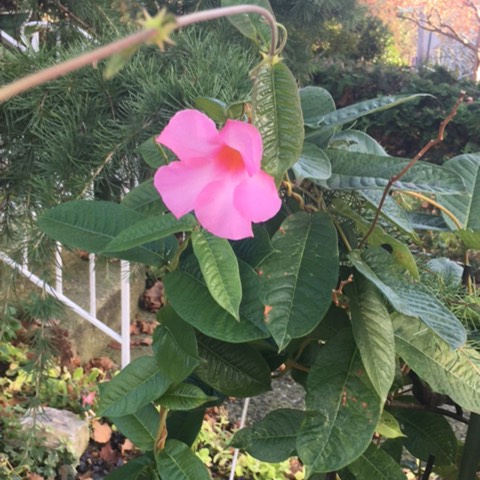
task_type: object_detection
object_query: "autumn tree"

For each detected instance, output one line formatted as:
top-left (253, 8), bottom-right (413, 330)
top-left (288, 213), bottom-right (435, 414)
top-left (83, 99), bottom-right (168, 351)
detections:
top-left (361, 0), bottom-right (480, 80)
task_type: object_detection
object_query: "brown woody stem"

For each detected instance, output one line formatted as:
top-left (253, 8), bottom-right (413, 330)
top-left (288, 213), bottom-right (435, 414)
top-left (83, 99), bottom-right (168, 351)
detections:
top-left (359, 91), bottom-right (466, 248)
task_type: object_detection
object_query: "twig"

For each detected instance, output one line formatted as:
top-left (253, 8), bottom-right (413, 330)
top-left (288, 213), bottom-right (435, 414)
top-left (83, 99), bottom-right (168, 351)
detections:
top-left (359, 91), bottom-right (465, 248)
top-left (0, 5), bottom-right (278, 103)
top-left (387, 399), bottom-right (470, 425)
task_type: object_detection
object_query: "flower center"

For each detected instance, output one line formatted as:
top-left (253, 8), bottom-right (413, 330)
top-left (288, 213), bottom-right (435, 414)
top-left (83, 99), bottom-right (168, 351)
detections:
top-left (217, 145), bottom-right (245, 172)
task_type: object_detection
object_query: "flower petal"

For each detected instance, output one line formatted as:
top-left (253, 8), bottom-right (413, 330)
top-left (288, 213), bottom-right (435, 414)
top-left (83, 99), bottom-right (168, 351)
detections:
top-left (219, 120), bottom-right (262, 176)
top-left (195, 179), bottom-right (253, 240)
top-left (154, 159), bottom-right (220, 218)
top-left (156, 109), bottom-right (220, 162)
top-left (234, 170), bottom-right (281, 222)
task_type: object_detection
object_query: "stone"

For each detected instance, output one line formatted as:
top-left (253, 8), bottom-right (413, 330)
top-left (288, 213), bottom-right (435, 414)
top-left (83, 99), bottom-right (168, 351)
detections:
top-left (21, 406), bottom-right (90, 460)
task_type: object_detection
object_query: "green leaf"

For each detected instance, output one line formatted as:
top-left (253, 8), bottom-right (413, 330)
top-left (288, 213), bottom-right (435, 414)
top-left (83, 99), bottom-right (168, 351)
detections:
top-left (110, 404), bottom-right (159, 451)
top-left (375, 411), bottom-right (406, 439)
top-left (346, 276), bottom-right (395, 402)
top-left (231, 409), bottom-right (305, 462)
top-left (156, 383), bottom-right (215, 411)
top-left (194, 97), bottom-right (227, 123)
top-left (164, 256), bottom-right (269, 343)
top-left (347, 443), bottom-right (407, 480)
top-left (292, 143), bottom-right (332, 181)
top-left (408, 212), bottom-right (449, 231)
top-left (139, 136), bottom-right (171, 168)
top-left (104, 45), bottom-right (141, 80)
top-left (359, 189), bottom-right (414, 235)
top-left (259, 211), bottom-right (339, 350)
top-left (195, 334), bottom-right (271, 397)
top-left (156, 440), bottom-right (211, 480)
top-left (166, 410), bottom-right (205, 447)
top-left (221, 0), bottom-right (274, 46)
top-left (437, 153), bottom-right (480, 230)
top-left (98, 356), bottom-right (171, 417)
top-left (192, 229), bottom-right (242, 320)
top-left (330, 130), bottom-right (388, 156)
top-left (349, 248), bottom-right (466, 349)
top-left (299, 86), bottom-right (335, 125)
top-left (121, 179), bottom-right (167, 216)
top-left (230, 226), bottom-right (273, 268)
top-left (38, 200), bottom-right (171, 265)
top-left (297, 328), bottom-right (381, 473)
top-left (153, 306), bottom-right (201, 383)
top-left (317, 150), bottom-right (465, 194)
top-left (392, 313), bottom-right (480, 413)
top-left (103, 213), bottom-right (196, 253)
top-left (427, 258), bottom-right (463, 287)
top-left (455, 229), bottom-right (480, 249)
top-left (334, 199), bottom-right (418, 278)
top-left (306, 94), bottom-right (431, 129)
top-left (253, 59), bottom-right (304, 184)
top-left (104, 455), bottom-right (155, 480)
top-left (389, 406), bottom-right (457, 465)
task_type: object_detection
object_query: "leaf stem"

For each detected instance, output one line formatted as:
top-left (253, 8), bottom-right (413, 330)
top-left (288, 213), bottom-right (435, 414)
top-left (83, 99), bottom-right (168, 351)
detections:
top-left (359, 91), bottom-right (466, 248)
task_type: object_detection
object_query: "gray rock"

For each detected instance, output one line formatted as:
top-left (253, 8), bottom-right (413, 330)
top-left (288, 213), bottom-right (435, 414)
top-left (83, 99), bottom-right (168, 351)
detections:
top-left (21, 407), bottom-right (90, 460)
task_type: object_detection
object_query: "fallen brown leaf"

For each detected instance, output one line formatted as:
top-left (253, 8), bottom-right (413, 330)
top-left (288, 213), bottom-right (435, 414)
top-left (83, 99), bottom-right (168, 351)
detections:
top-left (99, 443), bottom-right (120, 465)
top-left (92, 420), bottom-right (112, 444)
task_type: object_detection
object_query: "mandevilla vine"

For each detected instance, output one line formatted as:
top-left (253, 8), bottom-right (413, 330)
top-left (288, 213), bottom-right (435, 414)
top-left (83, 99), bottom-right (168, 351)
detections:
top-left (4, 1), bottom-right (480, 479)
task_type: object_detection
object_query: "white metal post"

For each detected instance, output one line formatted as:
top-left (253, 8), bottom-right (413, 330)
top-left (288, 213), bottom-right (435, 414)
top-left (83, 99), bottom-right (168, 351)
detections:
top-left (88, 253), bottom-right (96, 318)
top-left (120, 260), bottom-right (131, 368)
top-left (229, 397), bottom-right (250, 480)
top-left (55, 242), bottom-right (63, 294)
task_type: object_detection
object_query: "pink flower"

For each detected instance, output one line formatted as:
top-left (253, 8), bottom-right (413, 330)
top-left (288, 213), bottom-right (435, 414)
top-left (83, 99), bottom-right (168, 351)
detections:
top-left (81, 391), bottom-right (96, 408)
top-left (154, 110), bottom-right (281, 240)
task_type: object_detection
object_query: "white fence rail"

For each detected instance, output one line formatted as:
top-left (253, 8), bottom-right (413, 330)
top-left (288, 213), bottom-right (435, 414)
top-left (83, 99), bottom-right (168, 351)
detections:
top-left (0, 246), bottom-right (131, 368)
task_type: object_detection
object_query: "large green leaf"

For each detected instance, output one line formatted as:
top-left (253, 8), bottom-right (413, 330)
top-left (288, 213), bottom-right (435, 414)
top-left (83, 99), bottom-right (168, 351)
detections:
top-left (437, 153), bottom-right (480, 230)
top-left (292, 143), bottom-right (332, 181)
top-left (317, 150), bottom-right (465, 194)
top-left (156, 383), bottom-right (215, 411)
top-left (253, 59), bottom-right (304, 183)
top-left (347, 443), bottom-right (407, 480)
top-left (166, 410), bottom-right (205, 447)
top-left (389, 406), bottom-right (457, 466)
top-left (110, 403), bottom-right (159, 451)
top-left (98, 356), bottom-right (172, 417)
top-left (347, 276), bottom-right (395, 403)
top-left (38, 201), bottom-right (170, 265)
top-left (122, 179), bottom-right (167, 216)
top-left (334, 199), bottom-right (418, 278)
top-left (297, 328), bottom-right (381, 473)
top-left (221, 0), bottom-right (274, 47)
top-left (299, 86), bottom-right (336, 125)
top-left (360, 189), bottom-right (414, 235)
top-left (259, 211), bottom-right (339, 350)
top-left (330, 130), bottom-right (388, 156)
top-left (194, 97), bottom-right (228, 124)
top-left (192, 229), bottom-right (242, 320)
top-left (195, 334), bottom-right (271, 397)
top-left (455, 229), bottom-right (480, 250)
top-left (156, 440), bottom-right (211, 480)
top-left (105, 455), bottom-right (156, 480)
top-left (231, 409), bottom-right (305, 462)
top-left (230, 226), bottom-right (273, 268)
top-left (306, 94), bottom-right (430, 129)
top-left (349, 248), bottom-right (466, 349)
top-left (164, 256), bottom-right (269, 343)
top-left (103, 214), bottom-right (196, 253)
top-left (392, 313), bottom-right (480, 413)
top-left (153, 306), bottom-right (201, 383)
